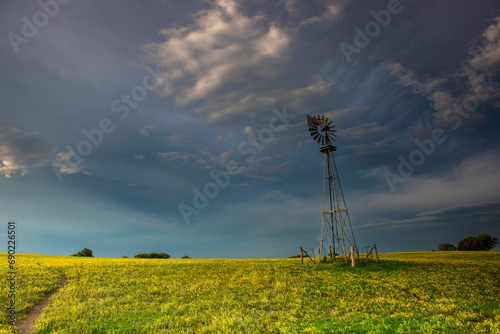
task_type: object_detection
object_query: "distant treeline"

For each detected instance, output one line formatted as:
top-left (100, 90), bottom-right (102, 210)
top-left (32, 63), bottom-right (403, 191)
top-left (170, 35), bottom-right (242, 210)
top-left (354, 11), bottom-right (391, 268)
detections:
top-left (289, 254), bottom-right (309, 258)
top-left (134, 252), bottom-right (170, 259)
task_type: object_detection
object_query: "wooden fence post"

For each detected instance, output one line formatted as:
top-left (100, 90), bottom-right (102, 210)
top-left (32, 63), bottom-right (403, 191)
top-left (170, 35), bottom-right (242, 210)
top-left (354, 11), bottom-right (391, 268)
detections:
top-left (373, 244), bottom-right (379, 262)
top-left (300, 247), bottom-right (303, 264)
top-left (351, 246), bottom-right (355, 267)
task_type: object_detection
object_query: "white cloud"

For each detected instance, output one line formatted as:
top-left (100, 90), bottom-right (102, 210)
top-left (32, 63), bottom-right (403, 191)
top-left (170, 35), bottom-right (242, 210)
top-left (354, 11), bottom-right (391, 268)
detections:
top-left (139, 125), bottom-right (156, 137)
top-left (387, 17), bottom-right (500, 133)
top-left (198, 75), bottom-right (332, 122)
top-left (157, 152), bottom-right (197, 168)
top-left (133, 154), bottom-right (145, 160)
top-left (339, 122), bottom-right (387, 141)
top-left (361, 151), bottom-right (500, 213)
top-left (243, 126), bottom-right (255, 137)
top-left (167, 134), bottom-right (193, 147)
top-left (470, 16), bottom-right (500, 71)
top-left (53, 151), bottom-right (87, 175)
top-left (0, 118), bottom-right (54, 178)
top-left (324, 105), bottom-right (370, 122)
top-left (137, 0), bottom-right (339, 123)
top-left (300, 0), bottom-right (350, 25)
top-left (387, 63), bottom-right (485, 131)
top-left (137, 1), bottom-right (343, 123)
top-left (359, 201), bottom-right (500, 230)
top-left (238, 156), bottom-right (291, 182)
top-left (140, 0), bottom-right (289, 104)
top-left (386, 63), bottom-right (451, 120)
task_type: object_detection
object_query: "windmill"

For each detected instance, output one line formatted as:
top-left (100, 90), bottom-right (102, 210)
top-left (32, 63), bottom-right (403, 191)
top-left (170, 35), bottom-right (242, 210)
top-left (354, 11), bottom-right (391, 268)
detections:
top-left (307, 115), bottom-right (357, 262)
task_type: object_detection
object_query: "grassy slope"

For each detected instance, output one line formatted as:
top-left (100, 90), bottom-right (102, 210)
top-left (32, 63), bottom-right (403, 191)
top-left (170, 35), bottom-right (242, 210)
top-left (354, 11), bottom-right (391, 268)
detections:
top-left (0, 252), bottom-right (498, 333)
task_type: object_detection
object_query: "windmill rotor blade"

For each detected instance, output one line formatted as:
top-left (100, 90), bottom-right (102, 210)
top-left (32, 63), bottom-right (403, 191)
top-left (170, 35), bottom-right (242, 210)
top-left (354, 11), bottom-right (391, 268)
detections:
top-left (313, 134), bottom-right (320, 141)
top-left (309, 128), bottom-right (319, 134)
top-left (321, 136), bottom-right (324, 145)
top-left (310, 130), bottom-right (318, 136)
top-left (326, 120), bottom-right (332, 126)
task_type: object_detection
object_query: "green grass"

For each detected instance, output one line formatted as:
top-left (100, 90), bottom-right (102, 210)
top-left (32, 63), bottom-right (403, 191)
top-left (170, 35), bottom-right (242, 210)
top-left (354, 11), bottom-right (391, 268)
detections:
top-left (0, 252), bottom-right (499, 333)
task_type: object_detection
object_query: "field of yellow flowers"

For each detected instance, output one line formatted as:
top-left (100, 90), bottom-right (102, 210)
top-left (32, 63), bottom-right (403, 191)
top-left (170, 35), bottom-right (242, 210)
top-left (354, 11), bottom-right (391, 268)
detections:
top-left (1, 251), bottom-right (499, 333)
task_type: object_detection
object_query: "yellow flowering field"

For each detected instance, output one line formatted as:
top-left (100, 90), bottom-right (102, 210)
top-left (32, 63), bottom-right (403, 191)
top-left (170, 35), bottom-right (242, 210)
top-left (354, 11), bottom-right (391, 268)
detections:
top-left (0, 251), bottom-right (499, 333)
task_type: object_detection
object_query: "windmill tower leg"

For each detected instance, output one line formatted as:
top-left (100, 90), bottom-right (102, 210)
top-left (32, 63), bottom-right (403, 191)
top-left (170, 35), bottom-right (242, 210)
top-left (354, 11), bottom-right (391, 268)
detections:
top-left (331, 154), bottom-right (358, 258)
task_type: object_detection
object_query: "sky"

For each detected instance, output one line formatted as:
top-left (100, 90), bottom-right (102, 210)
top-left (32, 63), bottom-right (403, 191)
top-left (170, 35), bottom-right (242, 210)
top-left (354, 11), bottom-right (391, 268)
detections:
top-left (0, 0), bottom-right (499, 258)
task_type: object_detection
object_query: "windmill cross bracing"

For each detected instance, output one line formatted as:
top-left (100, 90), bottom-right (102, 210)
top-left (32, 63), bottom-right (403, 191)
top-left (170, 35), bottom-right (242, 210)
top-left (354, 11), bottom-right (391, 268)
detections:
top-left (307, 115), bottom-right (358, 262)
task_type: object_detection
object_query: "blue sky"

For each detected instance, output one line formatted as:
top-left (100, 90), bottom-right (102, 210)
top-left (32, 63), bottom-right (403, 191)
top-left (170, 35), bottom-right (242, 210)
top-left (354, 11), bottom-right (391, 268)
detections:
top-left (1, 0), bottom-right (499, 258)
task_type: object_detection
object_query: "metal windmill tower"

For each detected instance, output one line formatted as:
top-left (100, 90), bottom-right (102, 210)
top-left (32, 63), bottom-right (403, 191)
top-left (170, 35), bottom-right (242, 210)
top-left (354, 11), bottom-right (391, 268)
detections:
top-left (307, 115), bottom-right (358, 262)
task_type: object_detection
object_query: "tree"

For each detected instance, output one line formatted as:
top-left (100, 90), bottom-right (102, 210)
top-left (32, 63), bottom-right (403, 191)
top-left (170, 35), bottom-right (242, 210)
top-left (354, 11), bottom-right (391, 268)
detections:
top-left (476, 234), bottom-right (498, 250)
top-left (457, 234), bottom-right (498, 251)
top-left (457, 236), bottom-right (475, 251)
top-left (182, 255), bottom-right (190, 259)
top-left (437, 243), bottom-right (456, 251)
top-left (72, 248), bottom-right (94, 257)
